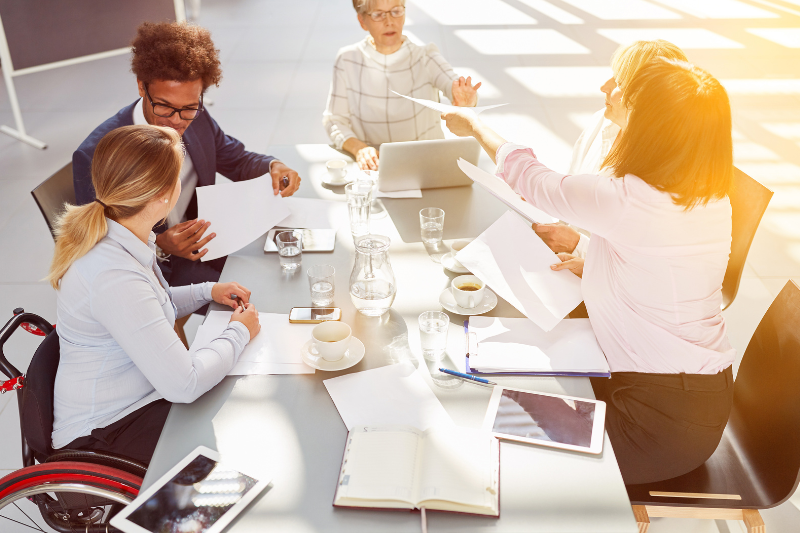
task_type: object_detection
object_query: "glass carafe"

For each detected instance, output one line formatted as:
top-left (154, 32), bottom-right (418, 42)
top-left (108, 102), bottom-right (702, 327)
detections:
top-left (350, 234), bottom-right (396, 316)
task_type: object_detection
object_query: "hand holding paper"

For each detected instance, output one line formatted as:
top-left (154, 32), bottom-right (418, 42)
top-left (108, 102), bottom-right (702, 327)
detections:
top-left (392, 91), bottom-right (507, 116)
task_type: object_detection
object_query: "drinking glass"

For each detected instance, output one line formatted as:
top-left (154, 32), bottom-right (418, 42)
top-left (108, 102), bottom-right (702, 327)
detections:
top-left (276, 230), bottom-right (302, 270)
top-left (419, 208), bottom-right (444, 244)
top-left (308, 264), bottom-right (335, 306)
top-left (419, 311), bottom-right (449, 361)
top-left (346, 182), bottom-right (373, 238)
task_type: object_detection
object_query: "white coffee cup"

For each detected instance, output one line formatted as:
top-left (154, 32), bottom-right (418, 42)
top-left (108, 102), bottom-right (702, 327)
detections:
top-left (326, 159), bottom-right (348, 182)
top-left (451, 275), bottom-right (485, 309)
top-left (450, 239), bottom-right (472, 269)
top-left (310, 321), bottom-right (352, 361)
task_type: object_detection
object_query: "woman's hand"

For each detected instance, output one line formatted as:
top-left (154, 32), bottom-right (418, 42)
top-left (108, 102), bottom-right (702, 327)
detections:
top-left (356, 145), bottom-right (379, 171)
top-left (551, 253), bottom-right (584, 278)
top-left (533, 223), bottom-right (581, 254)
top-left (451, 76), bottom-right (481, 107)
top-left (230, 303), bottom-right (260, 341)
top-left (211, 282), bottom-right (252, 310)
top-left (441, 109), bottom-right (479, 138)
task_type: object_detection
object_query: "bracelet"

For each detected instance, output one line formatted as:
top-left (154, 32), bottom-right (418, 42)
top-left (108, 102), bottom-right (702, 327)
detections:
top-left (155, 245), bottom-right (171, 262)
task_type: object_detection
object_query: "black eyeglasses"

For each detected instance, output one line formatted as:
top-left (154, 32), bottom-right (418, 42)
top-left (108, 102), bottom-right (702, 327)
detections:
top-left (143, 83), bottom-right (204, 121)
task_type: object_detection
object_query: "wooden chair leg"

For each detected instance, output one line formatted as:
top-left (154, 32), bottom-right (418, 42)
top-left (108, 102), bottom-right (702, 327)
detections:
top-left (632, 505), bottom-right (650, 533)
top-left (742, 509), bottom-right (765, 533)
top-left (174, 314), bottom-right (190, 349)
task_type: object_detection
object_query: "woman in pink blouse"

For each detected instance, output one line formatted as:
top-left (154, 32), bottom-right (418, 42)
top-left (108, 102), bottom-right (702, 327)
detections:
top-left (443, 58), bottom-right (735, 485)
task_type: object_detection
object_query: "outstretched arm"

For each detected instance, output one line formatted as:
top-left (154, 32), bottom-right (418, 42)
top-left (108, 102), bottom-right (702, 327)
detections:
top-left (441, 110), bottom-right (506, 163)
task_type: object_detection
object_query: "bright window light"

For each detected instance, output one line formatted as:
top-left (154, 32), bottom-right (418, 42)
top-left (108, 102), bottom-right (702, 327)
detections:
top-left (557, 0), bottom-right (681, 20)
top-left (761, 122), bottom-right (800, 140)
top-left (649, 0), bottom-right (778, 18)
top-left (455, 29), bottom-right (590, 56)
top-left (479, 113), bottom-right (574, 173)
top-left (766, 213), bottom-right (800, 239)
top-left (720, 79), bottom-right (800, 95)
top-left (747, 28), bottom-right (800, 48)
top-left (516, 0), bottom-right (584, 24)
top-left (736, 162), bottom-right (800, 185)
top-left (407, 0), bottom-right (537, 25)
top-left (403, 30), bottom-right (425, 47)
top-left (452, 67), bottom-right (503, 99)
top-left (734, 142), bottom-right (781, 162)
top-left (598, 28), bottom-right (744, 49)
top-left (569, 112), bottom-right (599, 130)
top-left (507, 66), bottom-right (612, 97)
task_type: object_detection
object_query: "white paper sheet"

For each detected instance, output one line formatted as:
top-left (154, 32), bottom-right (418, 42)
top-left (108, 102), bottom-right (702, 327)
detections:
top-left (190, 311), bottom-right (315, 375)
top-left (196, 176), bottom-right (291, 261)
top-left (455, 211), bottom-right (583, 332)
top-left (323, 361), bottom-right (453, 431)
top-left (392, 91), bottom-right (508, 115)
top-left (457, 158), bottom-right (557, 224)
top-left (468, 316), bottom-right (609, 374)
top-left (274, 197), bottom-right (349, 229)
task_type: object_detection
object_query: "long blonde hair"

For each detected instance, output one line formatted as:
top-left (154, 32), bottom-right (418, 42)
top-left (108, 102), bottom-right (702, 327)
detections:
top-left (609, 39), bottom-right (688, 91)
top-left (47, 125), bottom-right (183, 289)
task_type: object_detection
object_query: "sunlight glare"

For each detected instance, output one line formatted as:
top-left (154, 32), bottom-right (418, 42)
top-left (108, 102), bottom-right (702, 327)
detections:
top-left (649, 0), bottom-right (778, 19)
top-left (736, 162), bottom-right (800, 185)
top-left (516, 0), bottom-right (584, 24)
top-left (569, 112), bottom-right (599, 130)
top-left (453, 67), bottom-right (503, 99)
top-left (455, 29), bottom-right (589, 55)
top-left (557, 0), bottom-right (681, 20)
top-left (507, 66), bottom-right (612, 97)
top-left (747, 28), bottom-right (800, 48)
top-left (479, 113), bottom-right (574, 173)
top-left (733, 142), bottom-right (781, 162)
top-left (720, 79), bottom-right (800, 95)
top-left (761, 122), bottom-right (800, 141)
top-left (407, 0), bottom-right (537, 25)
top-left (598, 28), bottom-right (744, 49)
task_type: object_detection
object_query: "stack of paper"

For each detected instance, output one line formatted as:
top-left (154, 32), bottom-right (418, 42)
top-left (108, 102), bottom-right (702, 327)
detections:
top-left (190, 311), bottom-right (315, 375)
top-left (323, 361), bottom-right (452, 430)
top-left (455, 211), bottom-right (583, 332)
top-left (467, 316), bottom-right (610, 376)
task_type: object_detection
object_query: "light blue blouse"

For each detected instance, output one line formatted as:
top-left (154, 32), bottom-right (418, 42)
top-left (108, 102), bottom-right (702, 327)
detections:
top-left (52, 219), bottom-right (249, 449)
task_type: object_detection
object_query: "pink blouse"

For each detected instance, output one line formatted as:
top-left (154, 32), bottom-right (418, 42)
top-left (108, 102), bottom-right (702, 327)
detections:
top-left (496, 143), bottom-right (735, 374)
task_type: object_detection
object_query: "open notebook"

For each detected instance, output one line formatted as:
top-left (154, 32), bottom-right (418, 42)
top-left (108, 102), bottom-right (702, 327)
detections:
top-left (333, 425), bottom-right (499, 517)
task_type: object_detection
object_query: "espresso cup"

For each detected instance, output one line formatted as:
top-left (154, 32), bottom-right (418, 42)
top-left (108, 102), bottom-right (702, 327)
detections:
top-left (451, 275), bottom-right (485, 309)
top-left (310, 321), bottom-right (352, 362)
top-left (326, 159), bottom-right (348, 182)
top-left (450, 239), bottom-right (473, 269)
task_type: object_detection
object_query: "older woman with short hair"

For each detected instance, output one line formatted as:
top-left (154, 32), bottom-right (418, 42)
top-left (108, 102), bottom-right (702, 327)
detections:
top-left (323, 0), bottom-right (481, 170)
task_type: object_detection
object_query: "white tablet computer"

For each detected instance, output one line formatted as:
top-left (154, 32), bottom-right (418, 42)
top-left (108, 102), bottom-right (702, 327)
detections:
top-left (111, 446), bottom-right (270, 533)
top-left (482, 387), bottom-right (606, 455)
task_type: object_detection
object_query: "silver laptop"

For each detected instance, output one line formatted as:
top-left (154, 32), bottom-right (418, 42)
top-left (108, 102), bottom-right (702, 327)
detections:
top-left (378, 137), bottom-right (480, 192)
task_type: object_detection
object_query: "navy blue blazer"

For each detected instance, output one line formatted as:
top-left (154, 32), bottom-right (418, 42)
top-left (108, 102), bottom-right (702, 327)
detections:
top-left (73, 100), bottom-right (276, 212)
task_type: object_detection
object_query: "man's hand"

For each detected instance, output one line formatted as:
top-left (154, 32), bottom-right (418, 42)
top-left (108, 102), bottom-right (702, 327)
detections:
top-left (211, 282), bottom-right (252, 310)
top-left (551, 253), bottom-right (584, 278)
top-left (155, 219), bottom-right (215, 261)
top-left (356, 145), bottom-right (379, 171)
top-left (270, 161), bottom-right (301, 197)
top-left (532, 223), bottom-right (580, 254)
top-left (451, 76), bottom-right (481, 107)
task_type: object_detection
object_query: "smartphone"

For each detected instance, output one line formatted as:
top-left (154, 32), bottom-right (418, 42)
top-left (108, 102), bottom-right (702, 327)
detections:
top-left (289, 307), bottom-right (342, 324)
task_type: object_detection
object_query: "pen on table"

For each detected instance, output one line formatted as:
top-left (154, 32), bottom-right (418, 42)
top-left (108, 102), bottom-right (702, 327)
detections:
top-left (438, 368), bottom-right (496, 386)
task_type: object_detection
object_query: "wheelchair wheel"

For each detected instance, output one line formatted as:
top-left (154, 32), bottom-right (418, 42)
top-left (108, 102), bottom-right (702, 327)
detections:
top-left (0, 461), bottom-right (142, 532)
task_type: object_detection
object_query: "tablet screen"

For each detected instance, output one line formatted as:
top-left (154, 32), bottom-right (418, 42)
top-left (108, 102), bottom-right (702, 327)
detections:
top-left (126, 454), bottom-right (259, 533)
top-left (492, 389), bottom-right (596, 448)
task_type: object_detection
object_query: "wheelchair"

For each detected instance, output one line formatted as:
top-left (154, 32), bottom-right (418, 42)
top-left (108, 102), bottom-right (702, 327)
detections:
top-left (0, 309), bottom-right (147, 532)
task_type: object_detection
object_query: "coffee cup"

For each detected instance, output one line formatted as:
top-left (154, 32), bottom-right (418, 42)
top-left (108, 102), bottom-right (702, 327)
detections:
top-left (450, 239), bottom-right (472, 269)
top-left (451, 275), bottom-right (485, 309)
top-left (326, 160), bottom-right (348, 183)
top-left (310, 321), bottom-right (352, 362)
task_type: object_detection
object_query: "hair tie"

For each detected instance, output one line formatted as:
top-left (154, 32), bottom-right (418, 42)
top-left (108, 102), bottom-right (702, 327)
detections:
top-left (94, 198), bottom-right (108, 208)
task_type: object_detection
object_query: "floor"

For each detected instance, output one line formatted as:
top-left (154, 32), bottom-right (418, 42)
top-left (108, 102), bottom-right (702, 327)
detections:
top-left (1, 0), bottom-right (800, 531)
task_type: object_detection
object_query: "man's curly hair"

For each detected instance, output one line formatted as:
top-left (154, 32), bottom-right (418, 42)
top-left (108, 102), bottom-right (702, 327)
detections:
top-left (131, 22), bottom-right (222, 91)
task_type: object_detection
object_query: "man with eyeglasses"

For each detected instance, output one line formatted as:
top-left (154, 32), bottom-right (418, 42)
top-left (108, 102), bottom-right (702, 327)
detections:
top-left (73, 21), bottom-right (301, 292)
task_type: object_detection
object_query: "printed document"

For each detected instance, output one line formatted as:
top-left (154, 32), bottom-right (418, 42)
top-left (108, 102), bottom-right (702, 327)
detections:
top-left (456, 212), bottom-right (582, 332)
top-left (393, 91), bottom-right (507, 115)
top-left (196, 176), bottom-right (291, 261)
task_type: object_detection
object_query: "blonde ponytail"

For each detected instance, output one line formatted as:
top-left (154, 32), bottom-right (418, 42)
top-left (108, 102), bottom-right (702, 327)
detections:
top-left (47, 125), bottom-right (182, 289)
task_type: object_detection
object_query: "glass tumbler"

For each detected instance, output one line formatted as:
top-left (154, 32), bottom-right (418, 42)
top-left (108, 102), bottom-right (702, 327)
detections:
top-left (419, 311), bottom-right (449, 361)
top-left (308, 264), bottom-right (335, 306)
top-left (419, 207), bottom-right (445, 244)
top-left (276, 230), bottom-right (302, 271)
top-left (346, 182), bottom-right (373, 239)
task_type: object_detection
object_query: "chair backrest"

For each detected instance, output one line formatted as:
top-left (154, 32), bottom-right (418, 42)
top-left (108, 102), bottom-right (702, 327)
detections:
top-left (727, 280), bottom-right (800, 507)
top-left (721, 168), bottom-right (773, 309)
top-left (31, 162), bottom-right (75, 240)
top-left (21, 330), bottom-right (60, 462)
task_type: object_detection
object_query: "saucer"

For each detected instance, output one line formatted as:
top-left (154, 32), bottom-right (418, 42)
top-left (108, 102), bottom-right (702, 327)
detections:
top-left (301, 336), bottom-right (365, 371)
top-left (321, 171), bottom-right (355, 186)
top-left (441, 252), bottom-right (470, 274)
top-left (439, 288), bottom-right (498, 316)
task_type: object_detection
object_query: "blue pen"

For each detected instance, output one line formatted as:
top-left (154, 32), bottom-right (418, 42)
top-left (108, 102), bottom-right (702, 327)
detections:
top-left (280, 176), bottom-right (290, 189)
top-left (438, 368), bottom-right (497, 386)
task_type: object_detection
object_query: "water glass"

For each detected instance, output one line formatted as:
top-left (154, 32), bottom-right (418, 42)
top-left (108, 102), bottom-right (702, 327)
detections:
top-left (346, 182), bottom-right (373, 238)
top-left (308, 264), bottom-right (335, 306)
top-left (419, 311), bottom-right (449, 361)
top-left (419, 207), bottom-right (444, 244)
top-left (276, 230), bottom-right (302, 270)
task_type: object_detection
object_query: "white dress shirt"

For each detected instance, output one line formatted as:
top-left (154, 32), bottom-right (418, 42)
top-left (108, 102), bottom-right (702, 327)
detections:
top-left (497, 143), bottom-right (735, 375)
top-left (52, 219), bottom-right (249, 448)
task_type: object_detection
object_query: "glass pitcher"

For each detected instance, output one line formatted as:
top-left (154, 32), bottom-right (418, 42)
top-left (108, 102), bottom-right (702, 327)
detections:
top-left (349, 234), bottom-right (396, 316)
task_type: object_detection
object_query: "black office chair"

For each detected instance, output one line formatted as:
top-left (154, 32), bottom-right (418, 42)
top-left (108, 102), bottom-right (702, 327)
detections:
top-left (31, 162), bottom-right (75, 240)
top-left (721, 167), bottom-right (773, 310)
top-left (628, 280), bottom-right (800, 533)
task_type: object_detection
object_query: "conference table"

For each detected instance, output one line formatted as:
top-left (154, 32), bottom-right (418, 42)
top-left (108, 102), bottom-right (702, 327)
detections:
top-left (143, 145), bottom-right (638, 533)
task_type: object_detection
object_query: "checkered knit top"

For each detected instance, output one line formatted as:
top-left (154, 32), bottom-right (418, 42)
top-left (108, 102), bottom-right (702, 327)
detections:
top-left (323, 36), bottom-right (460, 149)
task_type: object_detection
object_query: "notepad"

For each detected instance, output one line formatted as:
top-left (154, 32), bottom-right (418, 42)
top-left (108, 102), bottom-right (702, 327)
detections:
top-left (467, 316), bottom-right (610, 376)
top-left (333, 425), bottom-right (499, 517)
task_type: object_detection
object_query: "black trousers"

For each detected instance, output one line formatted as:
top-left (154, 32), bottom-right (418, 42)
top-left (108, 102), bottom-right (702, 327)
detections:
top-left (591, 367), bottom-right (734, 485)
top-left (160, 255), bottom-right (226, 314)
top-left (64, 399), bottom-right (172, 467)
